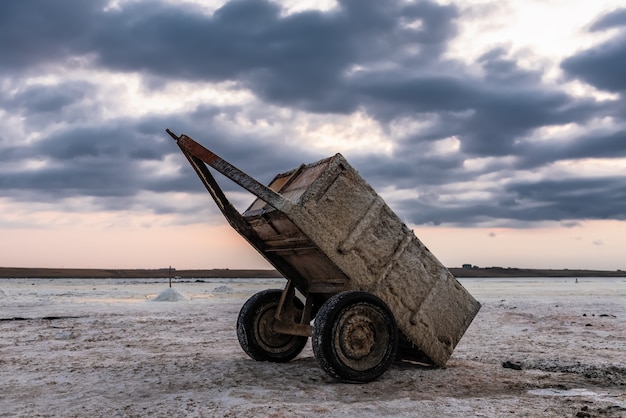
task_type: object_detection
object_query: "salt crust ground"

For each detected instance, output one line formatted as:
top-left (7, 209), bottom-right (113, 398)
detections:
top-left (1, 277), bottom-right (625, 417)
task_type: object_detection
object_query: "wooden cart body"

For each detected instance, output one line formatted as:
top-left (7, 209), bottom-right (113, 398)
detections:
top-left (170, 131), bottom-right (480, 367)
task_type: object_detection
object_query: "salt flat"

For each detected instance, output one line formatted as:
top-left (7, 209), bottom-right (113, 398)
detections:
top-left (1, 277), bottom-right (624, 417)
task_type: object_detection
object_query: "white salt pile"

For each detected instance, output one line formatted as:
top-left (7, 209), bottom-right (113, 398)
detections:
top-left (151, 287), bottom-right (190, 302)
top-left (212, 285), bottom-right (232, 293)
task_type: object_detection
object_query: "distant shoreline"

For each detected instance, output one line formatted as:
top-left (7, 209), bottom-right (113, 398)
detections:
top-left (0, 266), bottom-right (624, 279)
top-left (0, 267), bottom-right (282, 279)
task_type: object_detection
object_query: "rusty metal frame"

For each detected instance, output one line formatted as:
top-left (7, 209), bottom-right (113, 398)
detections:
top-left (272, 279), bottom-right (313, 337)
top-left (167, 129), bottom-right (312, 336)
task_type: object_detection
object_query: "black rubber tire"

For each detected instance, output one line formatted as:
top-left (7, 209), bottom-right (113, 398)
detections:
top-left (236, 289), bottom-right (308, 363)
top-left (312, 291), bottom-right (398, 383)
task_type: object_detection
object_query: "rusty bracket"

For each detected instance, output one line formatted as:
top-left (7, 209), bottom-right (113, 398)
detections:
top-left (272, 279), bottom-right (312, 337)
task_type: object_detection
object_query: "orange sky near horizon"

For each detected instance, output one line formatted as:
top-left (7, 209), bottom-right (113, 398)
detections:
top-left (2, 217), bottom-right (625, 271)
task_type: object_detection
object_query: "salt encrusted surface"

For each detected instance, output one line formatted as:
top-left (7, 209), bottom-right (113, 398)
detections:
top-left (1, 277), bottom-right (625, 417)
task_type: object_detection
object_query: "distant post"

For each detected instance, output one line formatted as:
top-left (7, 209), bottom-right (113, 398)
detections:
top-left (169, 265), bottom-right (172, 288)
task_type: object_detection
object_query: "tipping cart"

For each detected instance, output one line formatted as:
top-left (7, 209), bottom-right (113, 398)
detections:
top-left (168, 130), bottom-right (481, 383)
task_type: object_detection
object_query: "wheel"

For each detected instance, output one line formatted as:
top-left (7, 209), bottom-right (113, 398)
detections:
top-left (236, 289), bottom-right (308, 363)
top-left (312, 291), bottom-right (398, 383)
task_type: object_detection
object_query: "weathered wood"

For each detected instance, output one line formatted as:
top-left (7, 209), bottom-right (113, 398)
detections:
top-left (172, 131), bottom-right (481, 367)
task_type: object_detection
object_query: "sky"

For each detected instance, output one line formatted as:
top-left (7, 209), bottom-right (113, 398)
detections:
top-left (1, 0), bottom-right (625, 271)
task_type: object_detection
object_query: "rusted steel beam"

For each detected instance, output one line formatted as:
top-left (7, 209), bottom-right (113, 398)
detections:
top-left (168, 130), bottom-right (293, 212)
top-left (167, 129), bottom-right (312, 291)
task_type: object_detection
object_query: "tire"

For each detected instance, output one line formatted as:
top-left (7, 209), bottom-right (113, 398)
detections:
top-left (312, 291), bottom-right (398, 383)
top-left (236, 289), bottom-right (308, 363)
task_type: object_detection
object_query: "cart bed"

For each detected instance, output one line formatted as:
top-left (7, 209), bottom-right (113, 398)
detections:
top-left (242, 153), bottom-right (480, 366)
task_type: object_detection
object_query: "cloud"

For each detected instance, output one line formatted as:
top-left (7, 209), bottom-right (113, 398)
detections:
top-left (5, 82), bottom-right (93, 114)
top-left (506, 177), bottom-right (626, 222)
top-left (589, 8), bottom-right (626, 31)
top-left (561, 8), bottom-right (626, 92)
top-left (0, 0), bottom-right (459, 112)
top-left (516, 128), bottom-right (626, 170)
top-left (561, 221), bottom-right (581, 229)
top-left (0, 0), bottom-right (625, 229)
top-left (0, 1), bottom-right (102, 72)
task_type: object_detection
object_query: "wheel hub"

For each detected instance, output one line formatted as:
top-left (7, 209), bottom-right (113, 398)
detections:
top-left (339, 316), bottom-right (376, 360)
top-left (257, 306), bottom-right (292, 349)
top-left (333, 304), bottom-right (390, 371)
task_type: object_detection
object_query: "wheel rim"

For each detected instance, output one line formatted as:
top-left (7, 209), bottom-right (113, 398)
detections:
top-left (332, 303), bottom-right (390, 371)
top-left (255, 304), bottom-right (295, 352)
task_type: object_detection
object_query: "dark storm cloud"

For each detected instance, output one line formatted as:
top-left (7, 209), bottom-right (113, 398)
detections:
top-left (506, 177), bottom-right (626, 221)
top-left (517, 128), bottom-right (626, 169)
top-left (0, 0), bottom-right (102, 71)
top-left (393, 176), bottom-right (626, 227)
top-left (0, 0), bottom-right (458, 112)
top-left (561, 8), bottom-right (626, 92)
top-left (1, 0), bottom-right (625, 226)
top-left (1, 123), bottom-right (176, 198)
top-left (5, 82), bottom-right (92, 114)
top-left (477, 48), bottom-right (542, 86)
top-left (589, 8), bottom-right (626, 31)
top-left (0, 106), bottom-right (323, 206)
top-left (355, 70), bottom-right (600, 157)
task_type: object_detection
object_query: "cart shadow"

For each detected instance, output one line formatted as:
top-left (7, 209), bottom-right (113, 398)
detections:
top-left (215, 354), bottom-right (438, 389)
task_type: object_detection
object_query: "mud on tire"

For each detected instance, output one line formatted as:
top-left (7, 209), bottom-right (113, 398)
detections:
top-left (312, 291), bottom-right (398, 383)
top-left (237, 289), bottom-right (308, 363)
